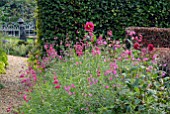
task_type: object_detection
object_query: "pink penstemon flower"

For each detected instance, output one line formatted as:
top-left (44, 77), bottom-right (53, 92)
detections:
top-left (128, 30), bottom-right (136, 37)
top-left (88, 77), bottom-right (98, 85)
top-left (97, 69), bottom-right (100, 77)
top-left (23, 94), bottom-right (28, 102)
top-left (143, 58), bottom-right (149, 61)
top-left (64, 86), bottom-right (71, 92)
top-left (20, 74), bottom-right (25, 78)
top-left (109, 76), bottom-right (113, 81)
top-left (75, 43), bottom-right (84, 56)
top-left (133, 42), bottom-right (140, 50)
top-left (107, 30), bottom-right (113, 37)
top-left (64, 84), bottom-right (76, 95)
top-left (146, 66), bottom-right (153, 72)
top-left (53, 79), bottom-right (59, 84)
top-left (84, 22), bottom-right (94, 32)
top-left (137, 34), bottom-right (143, 43)
top-left (104, 70), bottom-right (112, 76)
top-left (105, 85), bottom-right (109, 89)
top-left (55, 85), bottom-right (61, 89)
top-left (71, 84), bottom-right (76, 88)
top-left (147, 44), bottom-right (154, 52)
top-left (92, 46), bottom-right (101, 56)
top-left (53, 75), bottom-right (60, 89)
top-left (7, 107), bottom-right (11, 112)
top-left (97, 35), bottom-right (104, 45)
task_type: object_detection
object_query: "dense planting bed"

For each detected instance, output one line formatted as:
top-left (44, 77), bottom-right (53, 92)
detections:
top-left (14, 23), bottom-right (170, 114)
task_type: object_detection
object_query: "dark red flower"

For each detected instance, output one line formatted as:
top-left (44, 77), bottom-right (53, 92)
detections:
top-left (84, 22), bottom-right (94, 32)
top-left (55, 85), bottom-right (61, 89)
top-left (147, 44), bottom-right (154, 51)
top-left (133, 42), bottom-right (140, 50)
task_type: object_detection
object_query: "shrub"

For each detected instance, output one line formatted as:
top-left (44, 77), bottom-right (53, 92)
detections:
top-left (0, 33), bottom-right (8, 75)
top-left (0, 47), bottom-right (8, 74)
top-left (1, 40), bottom-right (34, 57)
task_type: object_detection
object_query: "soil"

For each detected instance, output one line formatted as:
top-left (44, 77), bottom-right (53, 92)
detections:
top-left (0, 55), bottom-right (28, 114)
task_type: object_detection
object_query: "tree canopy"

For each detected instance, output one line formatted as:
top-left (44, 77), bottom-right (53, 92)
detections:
top-left (0, 0), bottom-right (36, 24)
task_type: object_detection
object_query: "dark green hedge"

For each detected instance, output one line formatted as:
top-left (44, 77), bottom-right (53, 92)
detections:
top-left (36, 0), bottom-right (170, 53)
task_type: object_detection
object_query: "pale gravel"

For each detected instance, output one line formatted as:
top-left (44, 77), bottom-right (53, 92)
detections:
top-left (0, 55), bottom-right (28, 114)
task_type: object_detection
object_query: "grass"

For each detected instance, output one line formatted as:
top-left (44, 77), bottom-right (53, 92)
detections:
top-left (1, 36), bottom-right (34, 44)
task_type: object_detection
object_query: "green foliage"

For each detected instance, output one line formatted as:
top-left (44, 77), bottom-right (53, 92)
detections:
top-left (36, 0), bottom-right (170, 55)
top-left (0, 34), bottom-right (8, 74)
top-left (0, 47), bottom-right (8, 74)
top-left (0, 39), bottom-right (34, 57)
top-left (0, 0), bottom-right (36, 23)
top-left (0, 32), bottom-right (34, 57)
top-left (0, 83), bottom-right (5, 90)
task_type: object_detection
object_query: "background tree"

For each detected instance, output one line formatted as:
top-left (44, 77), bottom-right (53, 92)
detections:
top-left (0, 0), bottom-right (36, 25)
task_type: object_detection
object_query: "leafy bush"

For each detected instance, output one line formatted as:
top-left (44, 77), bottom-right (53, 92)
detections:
top-left (0, 44), bottom-right (8, 74)
top-left (1, 39), bottom-right (34, 57)
top-left (36, 0), bottom-right (170, 56)
top-left (17, 24), bottom-right (170, 113)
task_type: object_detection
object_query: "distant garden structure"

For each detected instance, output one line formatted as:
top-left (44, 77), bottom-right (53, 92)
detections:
top-left (0, 19), bottom-right (36, 37)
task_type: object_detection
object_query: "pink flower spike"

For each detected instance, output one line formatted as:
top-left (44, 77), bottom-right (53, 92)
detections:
top-left (55, 85), bottom-right (61, 89)
top-left (147, 44), bottom-right (154, 52)
top-left (134, 42), bottom-right (140, 50)
top-left (23, 94), bottom-right (28, 102)
top-left (53, 80), bottom-right (59, 84)
top-left (7, 107), bottom-right (11, 112)
top-left (20, 74), bottom-right (25, 78)
top-left (71, 84), bottom-right (76, 88)
top-left (103, 41), bottom-right (107, 45)
top-left (128, 31), bottom-right (136, 36)
top-left (112, 70), bottom-right (117, 75)
top-left (107, 30), bottom-right (113, 37)
top-left (68, 91), bottom-right (73, 96)
top-left (105, 85), bottom-right (109, 89)
top-left (53, 76), bottom-right (57, 80)
top-left (109, 76), bottom-right (113, 81)
top-left (21, 79), bottom-right (27, 83)
top-left (64, 86), bottom-right (71, 92)
top-left (33, 76), bottom-right (37, 82)
top-left (76, 62), bottom-right (79, 65)
top-left (143, 58), bottom-right (149, 61)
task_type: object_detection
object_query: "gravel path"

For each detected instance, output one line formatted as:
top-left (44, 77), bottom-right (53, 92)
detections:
top-left (0, 55), bottom-right (28, 114)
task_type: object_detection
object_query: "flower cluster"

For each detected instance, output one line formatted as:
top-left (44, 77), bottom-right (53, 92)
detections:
top-left (53, 75), bottom-right (60, 89)
top-left (64, 84), bottom-right (76, 95)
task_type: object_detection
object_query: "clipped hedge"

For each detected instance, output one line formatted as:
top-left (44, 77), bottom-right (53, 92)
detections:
top-left (36, 0), bottom-right (170, 55)
top-left (126, 27), bottom-right (170, 48)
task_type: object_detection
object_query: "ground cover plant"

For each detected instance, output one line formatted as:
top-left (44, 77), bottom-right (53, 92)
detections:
top-left (14, 22), bottom-right (170, 114)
